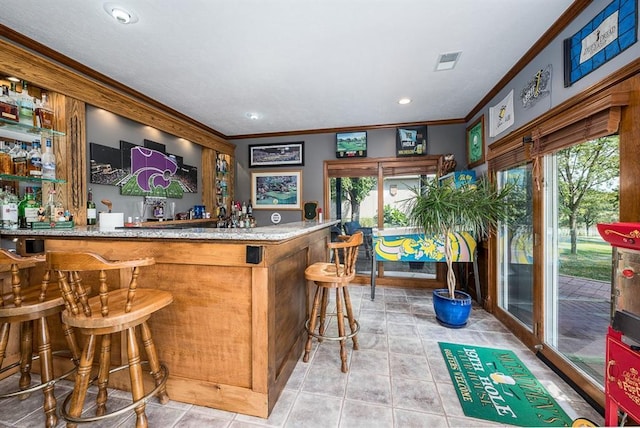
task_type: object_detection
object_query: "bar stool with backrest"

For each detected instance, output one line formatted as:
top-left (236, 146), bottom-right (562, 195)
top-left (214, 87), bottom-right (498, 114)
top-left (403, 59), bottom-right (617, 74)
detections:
top-left (0, 249), bottom-right (80, 428)
top-left (46, 250), bottom-right (173, 428)
top-left (303, 231), bottom-right (363, 372)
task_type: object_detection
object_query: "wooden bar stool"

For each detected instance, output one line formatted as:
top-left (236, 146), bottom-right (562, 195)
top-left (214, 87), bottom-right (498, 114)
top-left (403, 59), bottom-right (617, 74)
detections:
top-left (0, 249), bottom-right (80, 428)
top-left (303, 231), bottom-right (363, 372)
top-left (46, 251), bottom-right (173, 428)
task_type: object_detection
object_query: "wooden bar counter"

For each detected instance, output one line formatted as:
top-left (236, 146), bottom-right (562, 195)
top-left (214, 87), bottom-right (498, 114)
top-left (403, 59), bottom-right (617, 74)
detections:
top-left (1, 220), bottom-right (335, 418)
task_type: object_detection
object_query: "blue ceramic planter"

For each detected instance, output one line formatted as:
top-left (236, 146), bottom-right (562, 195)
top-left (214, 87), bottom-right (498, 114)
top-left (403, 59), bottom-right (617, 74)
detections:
top-left (433, 289), bottom-right (472, 328)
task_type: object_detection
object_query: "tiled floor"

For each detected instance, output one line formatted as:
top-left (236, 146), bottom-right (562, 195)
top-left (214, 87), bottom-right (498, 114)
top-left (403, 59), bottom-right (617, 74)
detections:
top-left (0, 285), bottom-right (604, 427)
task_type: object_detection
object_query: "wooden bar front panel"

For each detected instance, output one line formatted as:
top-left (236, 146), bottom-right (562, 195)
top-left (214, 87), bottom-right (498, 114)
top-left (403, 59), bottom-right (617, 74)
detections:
top-left (41, 228), bottom-right (329, 418)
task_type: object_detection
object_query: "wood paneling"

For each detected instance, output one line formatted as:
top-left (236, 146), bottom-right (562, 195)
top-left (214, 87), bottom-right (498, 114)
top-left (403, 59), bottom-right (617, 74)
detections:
top-left (618, 75), bottom-right (640, 222)
top-left (0, 39), bottom-right (233, 154)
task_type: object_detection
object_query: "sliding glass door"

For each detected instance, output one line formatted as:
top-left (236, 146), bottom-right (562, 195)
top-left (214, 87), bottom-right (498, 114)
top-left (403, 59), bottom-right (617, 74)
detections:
top-left (542, 136), bottom-right (619, 385)
top-left (495, 136), bottom-right (618, 388)
top-left (497, 163), bottom-right (534, 330)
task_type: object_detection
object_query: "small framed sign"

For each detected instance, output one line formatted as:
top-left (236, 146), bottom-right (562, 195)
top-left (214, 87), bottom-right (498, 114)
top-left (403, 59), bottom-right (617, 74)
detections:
top-left (466, 115), bottom-right (485, 169)
top-left (396, 125), bottom-right (427, 157)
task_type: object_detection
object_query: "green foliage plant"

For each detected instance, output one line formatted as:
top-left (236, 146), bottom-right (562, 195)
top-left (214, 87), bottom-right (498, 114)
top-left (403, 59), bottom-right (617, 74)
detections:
top-left (407, 176), bottom-right (514, 298)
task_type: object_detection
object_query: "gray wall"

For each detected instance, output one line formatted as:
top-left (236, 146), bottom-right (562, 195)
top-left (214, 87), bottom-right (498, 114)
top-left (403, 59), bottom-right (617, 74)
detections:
top-left (471, 0), bottom-right (640, 156)
top-left (233, 124), bottom-right (465, 226)
top-left (86, 105), bottom-right (203, 221)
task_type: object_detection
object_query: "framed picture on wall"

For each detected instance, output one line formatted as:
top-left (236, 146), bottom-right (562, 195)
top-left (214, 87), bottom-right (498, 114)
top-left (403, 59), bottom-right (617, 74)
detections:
top-left (466, 115), bottom-right (485, 168)
top-left (248, 142), bottom-right (304, 167)
top-left (251, 170), bottom-right (302, 210)
top-left (336, 131), bottom-right (367, 158)
top-left (396, 125), bottom-right (427, 157)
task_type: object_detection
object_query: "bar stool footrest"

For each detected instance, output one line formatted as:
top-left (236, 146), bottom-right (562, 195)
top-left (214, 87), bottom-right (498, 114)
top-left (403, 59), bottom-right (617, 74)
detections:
top-left (0, 350), bottom-right (78, 399)
top-left (59, 361), bottom-right (169, 424)
top-left (305, 314), bottom-right (360, 342)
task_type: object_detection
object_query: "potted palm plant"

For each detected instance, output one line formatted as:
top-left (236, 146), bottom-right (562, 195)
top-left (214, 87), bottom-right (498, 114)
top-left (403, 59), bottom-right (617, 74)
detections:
top-left (407, 174), bottom-right (514, 328)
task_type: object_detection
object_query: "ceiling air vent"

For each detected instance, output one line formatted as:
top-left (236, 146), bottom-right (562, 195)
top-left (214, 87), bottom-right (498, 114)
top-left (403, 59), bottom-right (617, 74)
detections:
top-left (435, 51), bottom-right (462, 71)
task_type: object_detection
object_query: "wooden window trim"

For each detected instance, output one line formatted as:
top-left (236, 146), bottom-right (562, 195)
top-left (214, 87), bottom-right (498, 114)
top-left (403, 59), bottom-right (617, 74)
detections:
top-left (488, 89), bottom-right (629, 171)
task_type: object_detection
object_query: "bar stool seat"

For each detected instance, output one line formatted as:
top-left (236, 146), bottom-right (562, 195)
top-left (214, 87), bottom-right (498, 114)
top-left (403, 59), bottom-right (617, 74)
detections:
top-left (0, 250), bottom-right (80, 428)
top-left (303, 231), bottom-right (363, 372)
top-left (46, 251), bottom-right (173, 428)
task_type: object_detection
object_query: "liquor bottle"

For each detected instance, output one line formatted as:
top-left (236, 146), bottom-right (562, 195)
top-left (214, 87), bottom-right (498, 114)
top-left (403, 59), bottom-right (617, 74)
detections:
top-left (41, 138), bottom-right (56, 179)
top-left (87, 188), bottom-right (97, 225)
top-left (0, 186), bottom-right (18, 230)
top-left (0, 84), bottom-right (19, 122)
top-left (12, 141), bottom-right (28, 176)
top-left (34, 92), bottom-right (54, 129)
top-left (2, 186), bottom-right (20, 230)
top-left (45, 189), bottom-right (57, 223)
top-left (17, 80), bottom-right (34, 125)
top-left (18, 187), bottom-right (39, 229)
top-left (0, 141), bottom-right (13, 175)
top-left (27, 139), bottom-right (42, 177)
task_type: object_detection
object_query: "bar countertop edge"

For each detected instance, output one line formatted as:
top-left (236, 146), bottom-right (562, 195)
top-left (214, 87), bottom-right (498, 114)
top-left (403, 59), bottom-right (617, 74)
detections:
top-left (0, 220), bottom-right (339, 242)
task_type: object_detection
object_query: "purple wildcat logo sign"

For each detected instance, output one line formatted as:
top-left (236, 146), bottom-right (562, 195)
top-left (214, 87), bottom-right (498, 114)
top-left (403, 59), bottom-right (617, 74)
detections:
top-left (131, 146), bottom-right (178, 191)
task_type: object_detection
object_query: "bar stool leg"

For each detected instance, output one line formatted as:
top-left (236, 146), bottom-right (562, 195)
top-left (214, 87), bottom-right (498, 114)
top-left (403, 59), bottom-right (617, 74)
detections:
top-left (19, 321), bottom-right (33, 399)
top-left (342, 287), bottom-right (359, 350)
top-left (0, 323), bottom-right (9, 369)
top-left (318, 287), bottom-right (329, 340)
top-left (303, 286), bottom-right (322, 362)
top-left (96, 334), bottom-right (111, 416)
top-left (335, 289), bottom-right (348, 373)
top-left (68, 334), bottom-right (98, 428)
top-left (140, 321), bottom-right (169, 404)
top-left (126, 326), bottom-right (148, 428)
top-left (35, 317), bottom-right (57, 428)
top-left (61, 317), bottom-right (81, 366)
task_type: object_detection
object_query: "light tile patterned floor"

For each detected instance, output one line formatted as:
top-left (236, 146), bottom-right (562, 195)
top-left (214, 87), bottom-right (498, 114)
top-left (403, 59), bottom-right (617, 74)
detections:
top-left (0, 285), bottom-right (604, 427)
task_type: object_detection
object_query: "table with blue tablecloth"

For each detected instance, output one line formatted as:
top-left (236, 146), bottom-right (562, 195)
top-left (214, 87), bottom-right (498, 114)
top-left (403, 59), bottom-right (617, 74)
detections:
top-left (370, 227), bottom-right (480, 300)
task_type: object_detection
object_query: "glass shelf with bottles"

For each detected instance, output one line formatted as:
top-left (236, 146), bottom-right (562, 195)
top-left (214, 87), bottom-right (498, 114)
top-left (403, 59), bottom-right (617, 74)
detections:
top-left (0, 116), bottom-right (65, 138)
top-left (215, 152), bottom-right (231, 215)
top-left (0, 173), bottom-right (65, 184)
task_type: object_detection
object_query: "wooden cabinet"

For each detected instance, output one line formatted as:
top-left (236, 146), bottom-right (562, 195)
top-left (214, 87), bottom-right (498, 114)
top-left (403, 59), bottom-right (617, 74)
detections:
top-left (215, 151), bottom-right (233, 215)
top-left (202, 148), bottom-right (234, 216)
top-left (605, 327), bottom-right (640, 426)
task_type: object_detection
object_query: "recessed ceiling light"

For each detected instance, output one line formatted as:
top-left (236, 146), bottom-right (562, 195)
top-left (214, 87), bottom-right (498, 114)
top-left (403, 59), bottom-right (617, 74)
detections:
top-left (112, 8), bottom-right (131, 23)
top-left (246, 112), bottom-right (261, 120)
top-left (103, 3), bottom-right (139, 24)
top-left (398, 98), bottom-right (412, 105)
top-left (6, 76), bottom-right (20, 83)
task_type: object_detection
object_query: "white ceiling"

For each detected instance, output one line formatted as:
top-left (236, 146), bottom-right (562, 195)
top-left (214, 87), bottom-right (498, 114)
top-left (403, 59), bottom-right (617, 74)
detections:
top-left (0, 0), bottom-right (575, 137)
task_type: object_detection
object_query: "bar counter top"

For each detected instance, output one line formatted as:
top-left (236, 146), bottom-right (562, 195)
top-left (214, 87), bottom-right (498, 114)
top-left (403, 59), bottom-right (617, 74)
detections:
top-left (0, 219), bottom-right (338, 242)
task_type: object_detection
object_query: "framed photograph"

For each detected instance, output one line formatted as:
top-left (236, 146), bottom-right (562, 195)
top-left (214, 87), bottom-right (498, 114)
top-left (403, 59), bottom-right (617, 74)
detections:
top-left (396, 125), bottom-right (427, 157)
top-left (248, 142), bottom-right (304, 167)
top-left (466, 115), bottom-right (485, 169)
top-left (336, 131), bottom-right (367, 158)
top-left (251, 170), bottom-right (302, 210)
